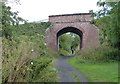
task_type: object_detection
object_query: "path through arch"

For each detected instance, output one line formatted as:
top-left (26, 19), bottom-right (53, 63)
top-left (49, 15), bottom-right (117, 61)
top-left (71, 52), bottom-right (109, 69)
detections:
top-left (57, 27), bottom-right (83, 50)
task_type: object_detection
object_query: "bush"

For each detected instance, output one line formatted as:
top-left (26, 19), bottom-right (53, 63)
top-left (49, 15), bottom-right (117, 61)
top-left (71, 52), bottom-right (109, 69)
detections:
top-left (27, 56), bottom-right (56, 82)
top-left (78, 45), bottom-right (119, 63)
top-left (58, 49), bottom-right (70, 56)
top-left (2, 35), bottom-right (56, 82)
top-left (2, 37), bottom-right (35, 82)
top-left (2, 3), bottom-right (55, 82)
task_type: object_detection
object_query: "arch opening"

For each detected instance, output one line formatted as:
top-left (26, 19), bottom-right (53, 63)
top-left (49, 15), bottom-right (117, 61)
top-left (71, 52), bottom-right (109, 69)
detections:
top-left (57, 27), bottom-right (83, 51)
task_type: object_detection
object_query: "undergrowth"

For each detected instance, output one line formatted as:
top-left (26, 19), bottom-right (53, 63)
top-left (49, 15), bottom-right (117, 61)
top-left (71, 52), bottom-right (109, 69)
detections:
top-left (2, 22), bottom-right (57, 82)
top-left (76, 45), bottom-right (119, 63)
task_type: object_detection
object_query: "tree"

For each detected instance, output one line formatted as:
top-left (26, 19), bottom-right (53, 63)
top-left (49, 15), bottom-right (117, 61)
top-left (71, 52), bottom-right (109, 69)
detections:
top-left (1, 2), bottom-right (25, 39)
top-left (59, 34), bottom-right (74, 52)
top-left (71, 35), bottom-right (80, 49)
top-left (93, 0), bottom-right (120, 49)
top-left (59, 33), bottom-right (80, 54)
top-left (2, 0), bottom-right (20, 4)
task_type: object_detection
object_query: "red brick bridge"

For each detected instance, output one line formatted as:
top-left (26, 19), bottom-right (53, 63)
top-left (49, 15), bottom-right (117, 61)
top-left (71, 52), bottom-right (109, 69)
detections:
top-left (45, 13), bottom-right (99, 51)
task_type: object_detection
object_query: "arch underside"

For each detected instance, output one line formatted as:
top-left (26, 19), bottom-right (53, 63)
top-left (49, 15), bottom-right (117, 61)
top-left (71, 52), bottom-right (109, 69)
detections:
top-left (57, 27), bottom-right (83, 49)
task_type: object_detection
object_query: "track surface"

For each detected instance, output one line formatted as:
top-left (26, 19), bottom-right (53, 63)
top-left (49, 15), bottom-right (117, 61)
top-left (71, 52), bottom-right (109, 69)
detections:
top-left (56, 56), bottom-right (88, 82)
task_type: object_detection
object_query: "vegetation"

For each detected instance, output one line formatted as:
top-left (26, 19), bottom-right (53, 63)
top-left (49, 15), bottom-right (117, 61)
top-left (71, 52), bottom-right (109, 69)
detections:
top-left (67, 0), bottom-right (119, 82)
top-left (65, 1), bottom-right (120, 61)
top-left (71, 71), bottom-right (80, 82)
top-left (58, 33), bottom-right (80, 56)
top-left (69, 58), bottom-right (118, 82)
top-left (1, 0), bottom-right (119, 83)
top-left (78, 45), bottom-right (119, 63)
top-left (92, 1), bottom-right (120, 50)
top-left (2, 2), bottom-right (57, 82)
top-left (2, 34), bottom-right (57, 82)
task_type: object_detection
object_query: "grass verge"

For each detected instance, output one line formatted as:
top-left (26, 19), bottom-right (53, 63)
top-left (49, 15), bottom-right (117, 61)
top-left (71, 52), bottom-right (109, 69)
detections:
top-left (68, 57), bottom-right (118, 82)
top-left (71, 71), bottom-right (80, 82)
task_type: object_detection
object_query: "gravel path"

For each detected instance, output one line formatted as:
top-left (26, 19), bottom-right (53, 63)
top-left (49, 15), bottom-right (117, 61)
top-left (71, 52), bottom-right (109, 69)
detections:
top-left (56, 56), bottom-right (88, 82)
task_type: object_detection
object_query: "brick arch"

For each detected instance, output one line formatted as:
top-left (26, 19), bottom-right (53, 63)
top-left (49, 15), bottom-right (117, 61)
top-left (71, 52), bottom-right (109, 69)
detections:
top-left (57, 27), bottom-right (83, 49)
top-left (45, 13), bottom-right (99, 50)
top-left (55, 25), bottom-right (85, 34)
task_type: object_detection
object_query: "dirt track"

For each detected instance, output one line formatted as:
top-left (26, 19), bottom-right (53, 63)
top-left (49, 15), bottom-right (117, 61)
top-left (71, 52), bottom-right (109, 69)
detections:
top-left (56, 56), bottom-right (88, 82)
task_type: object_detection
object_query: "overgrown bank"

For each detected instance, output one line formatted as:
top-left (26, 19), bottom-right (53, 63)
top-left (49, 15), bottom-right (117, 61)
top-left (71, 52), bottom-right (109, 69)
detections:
top-left (2, 34), bottom-right (57, 82)
top-left (2, 2), bottom-right (57, 82)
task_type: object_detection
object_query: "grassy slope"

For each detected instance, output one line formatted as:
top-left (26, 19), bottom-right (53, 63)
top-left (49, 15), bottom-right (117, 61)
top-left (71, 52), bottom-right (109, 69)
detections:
top-left (68, 58), bottom-right (118, 82)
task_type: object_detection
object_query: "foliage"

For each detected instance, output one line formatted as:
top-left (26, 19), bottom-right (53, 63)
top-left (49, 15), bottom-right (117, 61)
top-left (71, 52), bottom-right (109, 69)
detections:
top-left (14, 22), bottom-right (51, 37)
top-left (85, 0), bottom-right (120, 62)
top-left (1, 2), bottom-right (25, 39)
top-left (59, 34), bottom-right (74, 52)
top-left (58, 49), bottom-right (70, 56)
top-left (59, 33), bottom-right (80, 55)
top-left (93, 1), bottom-right (120, 49)
top-left (71, 35), bottom-right (80, 49)
top-left (2, 34), bottom-right (56, 82)
top-left (79, 45), bottom-right (119, 63)
top-left (2, 3), bottom-right (56, 82)
top-left (27, 56), bottom-right (56, 82)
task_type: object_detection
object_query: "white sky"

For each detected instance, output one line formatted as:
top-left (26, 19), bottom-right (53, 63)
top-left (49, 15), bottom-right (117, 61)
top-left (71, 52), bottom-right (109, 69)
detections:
top-left (8, 0), bottom-right (100, 22)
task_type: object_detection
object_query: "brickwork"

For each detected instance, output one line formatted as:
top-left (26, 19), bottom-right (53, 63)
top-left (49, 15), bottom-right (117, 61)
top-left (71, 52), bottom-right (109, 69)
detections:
top-left (45, 13), bottom-right (99, 50)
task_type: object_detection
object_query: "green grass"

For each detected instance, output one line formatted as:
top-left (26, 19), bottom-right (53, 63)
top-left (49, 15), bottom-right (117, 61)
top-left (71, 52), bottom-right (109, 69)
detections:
top-left (68, 57), bottom-right (118, 82)
top-left (71, 71), bottom-right (80, 82)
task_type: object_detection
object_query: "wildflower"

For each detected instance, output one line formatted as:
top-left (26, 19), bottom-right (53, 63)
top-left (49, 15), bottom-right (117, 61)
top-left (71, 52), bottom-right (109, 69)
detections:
top-left (44, 43), bottom-right (46, 45)
top-left (31, 62), bottom-right (33, 65)
top-left (31, 49), bottom-right (34, 52)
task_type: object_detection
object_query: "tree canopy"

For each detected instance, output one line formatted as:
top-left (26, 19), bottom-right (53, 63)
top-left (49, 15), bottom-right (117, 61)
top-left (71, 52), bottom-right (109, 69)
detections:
top-left (59, 33), bottom-right (80, 55)
top-left (93, 1), bottom-right (120, 49)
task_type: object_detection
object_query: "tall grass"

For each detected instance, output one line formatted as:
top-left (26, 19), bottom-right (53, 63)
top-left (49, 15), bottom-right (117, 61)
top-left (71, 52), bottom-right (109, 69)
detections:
top-left (2, 35), bottom-right (57, 82)
top-left (68, 45), bottom-right (119, 82)
top-left (76, 45), bottom-right (119, 63)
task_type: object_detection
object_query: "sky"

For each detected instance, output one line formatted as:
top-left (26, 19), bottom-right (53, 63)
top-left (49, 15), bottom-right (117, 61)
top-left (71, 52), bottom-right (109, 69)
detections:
top-left (8, 0), bottom-right (100, 22)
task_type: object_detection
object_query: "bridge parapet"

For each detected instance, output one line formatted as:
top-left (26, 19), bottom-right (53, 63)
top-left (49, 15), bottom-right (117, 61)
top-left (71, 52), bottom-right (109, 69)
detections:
top-left (49, 13), bottom-right (93, 23)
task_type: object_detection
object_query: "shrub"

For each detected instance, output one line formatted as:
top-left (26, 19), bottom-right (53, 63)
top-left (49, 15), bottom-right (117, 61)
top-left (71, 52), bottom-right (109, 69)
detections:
top-left (2, 35), bottom-right (56, 82)
top-left (27, 56), bottom-right (56, 82)
top-left (78, 45), bottom-right (119, 63)
top-left (58, 49), bottom-right (70, 56)
top-left (2, 37), bottom-right (35, 82)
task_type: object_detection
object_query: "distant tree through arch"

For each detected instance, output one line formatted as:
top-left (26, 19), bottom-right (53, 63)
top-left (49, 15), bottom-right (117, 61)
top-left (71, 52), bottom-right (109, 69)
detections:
top-left (57, 27), bottom-right (83, 49)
